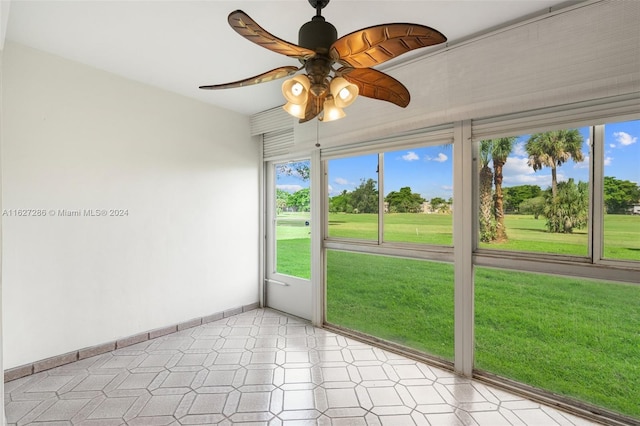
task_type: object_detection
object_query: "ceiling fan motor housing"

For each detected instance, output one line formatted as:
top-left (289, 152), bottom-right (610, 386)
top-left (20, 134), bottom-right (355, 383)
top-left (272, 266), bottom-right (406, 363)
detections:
top-left (298, 16), bottom-right (337, 54)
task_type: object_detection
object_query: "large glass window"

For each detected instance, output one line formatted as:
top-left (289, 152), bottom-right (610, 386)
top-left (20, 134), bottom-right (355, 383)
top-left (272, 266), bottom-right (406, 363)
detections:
top-left (475, 267), bottom-right (640, 419)
top-left (327, 154), bottom-right (378, 240)
top-left (321, 114), bottom-right (639, 423)
top-left (477, 128), bottom-right (591, 256)
top-left (326, 250), bottom-right (454, 360)
top-left (383, 145), bottom-right (453, 245)
top-left (275, 160), bottom-right (311, 279)
top-left (603, 119), bottom-right (640, 262)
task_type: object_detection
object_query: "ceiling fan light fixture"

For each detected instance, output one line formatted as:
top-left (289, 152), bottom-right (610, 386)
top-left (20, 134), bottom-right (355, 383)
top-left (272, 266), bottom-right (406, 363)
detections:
top-left (283, 101), bottom-right (308, 119)
top-left (320, 96), bottom-right (345, 122)
top-left (200, 5), bottom-right (447, 123)
top-left (282, 75), bottom-right (311, 105)
top-left (330, 77), bottom-right (358, 108)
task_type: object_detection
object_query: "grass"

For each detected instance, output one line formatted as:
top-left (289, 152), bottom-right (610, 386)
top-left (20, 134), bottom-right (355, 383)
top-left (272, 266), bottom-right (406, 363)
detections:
top-left (475, 268), bottom-right (640, 418)
top-left (325, 252), bottom-right (640, 418)
top-left (326, 251), bottom-right (454, 360)
top-left (276, 211), bottom-right (640, 419)
top-left (276, 212), bottom-right (311, 278)
top-left (327, 212), bottom-right (640, 259)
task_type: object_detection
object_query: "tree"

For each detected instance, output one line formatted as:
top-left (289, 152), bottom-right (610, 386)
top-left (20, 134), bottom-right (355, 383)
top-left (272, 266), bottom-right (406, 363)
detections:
top-left (329, 190), bottom-right (352, 213)
top-left (543, 178), bottom-right (588, 233)
top-left (430, 197), bottom-right (449, 213)
top-left (491, 137), bottom-right (516, 241)
top-left (277, 161), bottom-right (310, 181)
top-left (525, 130), bottom-right (585, 198)
top-left (288, 188), bottom-right (310, 212)
top-left (603, 176), bottom-right (640, 214)
top-left (504, 185), bottom-right (543, 213)
top-left (385, 186), bottom-right (424, 213)
top-left (350, 178), bottom-right (378, 213)
top-left (478, 140), bottom-right (495, 242)
top-left (519, 196), bottom-right (546, 219)
top-left (478, 137), bottom-right (515, 242)
top-left (276, 189), bottom-right (291, 214)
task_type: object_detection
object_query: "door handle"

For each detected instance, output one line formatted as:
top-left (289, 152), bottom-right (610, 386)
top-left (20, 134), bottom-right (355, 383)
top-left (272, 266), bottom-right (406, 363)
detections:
top-left (265, 278), bottom-right (289, 286)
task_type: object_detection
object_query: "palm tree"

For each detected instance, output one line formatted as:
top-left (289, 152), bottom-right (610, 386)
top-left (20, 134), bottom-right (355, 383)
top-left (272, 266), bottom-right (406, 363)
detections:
top-left (478, 140), bottom-right (495, 242)
top-left (525, 130), bottom-right (585, 198)
top-left (491, 137), bottom-right (516, 242)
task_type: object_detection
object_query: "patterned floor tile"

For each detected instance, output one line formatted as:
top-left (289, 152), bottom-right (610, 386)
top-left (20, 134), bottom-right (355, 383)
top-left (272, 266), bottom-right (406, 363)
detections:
top-left (4, 309), bottom-right (601, 425)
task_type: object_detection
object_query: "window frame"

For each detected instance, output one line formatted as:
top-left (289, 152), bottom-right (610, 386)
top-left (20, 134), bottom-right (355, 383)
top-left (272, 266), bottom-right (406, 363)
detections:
top-left (323, 130), bottom-right (456, 262)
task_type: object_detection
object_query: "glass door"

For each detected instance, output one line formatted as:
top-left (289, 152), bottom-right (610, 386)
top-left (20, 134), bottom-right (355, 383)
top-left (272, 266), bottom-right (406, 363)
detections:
top-left (265, 159), bottom-right (312, 320)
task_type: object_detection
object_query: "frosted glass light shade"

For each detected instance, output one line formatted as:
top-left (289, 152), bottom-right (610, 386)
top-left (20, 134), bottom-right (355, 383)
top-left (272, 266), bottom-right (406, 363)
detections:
top-left (321, 97), bottom-right (346, 122)
top-left (283, 101), bottom-right (307, 119)
top-left (330, 77), bottom-right (358, 108)
top-left (282, 75), bottom-right (311, 105)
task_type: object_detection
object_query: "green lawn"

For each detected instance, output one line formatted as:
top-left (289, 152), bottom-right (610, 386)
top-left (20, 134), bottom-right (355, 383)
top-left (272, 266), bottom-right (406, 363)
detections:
top-left (326, 251), bottom-right (454, 360)
top-left (325, 252), bottom-right (640, 419)
top-left (474, 267), bottom-right (640, 418)
top-left (276, 212), bottom-right (640, 419)
top-left (327, 212), bottom-right (640, 260)
top-left (276, 212), bottom-right (311, 278)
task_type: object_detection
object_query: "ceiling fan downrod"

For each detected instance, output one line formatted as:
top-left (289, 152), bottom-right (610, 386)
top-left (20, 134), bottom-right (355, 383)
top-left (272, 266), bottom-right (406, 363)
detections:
top-left (308, 0), bottom-right (330, 16)
top-left (299, 0), bottom-right (336, 53)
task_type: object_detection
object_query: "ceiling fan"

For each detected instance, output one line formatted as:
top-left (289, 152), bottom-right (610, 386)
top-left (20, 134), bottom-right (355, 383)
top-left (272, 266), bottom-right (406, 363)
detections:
top-left (199, 0), bottom-right (447, 123)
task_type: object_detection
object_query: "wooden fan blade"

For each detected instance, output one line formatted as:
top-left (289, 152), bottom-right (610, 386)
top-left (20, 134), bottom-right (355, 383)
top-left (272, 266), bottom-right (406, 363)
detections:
top-left (199, 66), bottom-right (299, 90)
top-left (330, 23), bottom-right (446, 68)
top-left (228, 10), bottom-right (316, 60)
top-left (299, 92), bottom-right (326, 123)
top-left (340, 67), bottom-right (410, 108)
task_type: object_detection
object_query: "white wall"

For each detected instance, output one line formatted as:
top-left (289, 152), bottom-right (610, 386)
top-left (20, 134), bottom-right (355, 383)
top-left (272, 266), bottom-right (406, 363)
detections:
top-left (1, 42), bottom-right (260, 369)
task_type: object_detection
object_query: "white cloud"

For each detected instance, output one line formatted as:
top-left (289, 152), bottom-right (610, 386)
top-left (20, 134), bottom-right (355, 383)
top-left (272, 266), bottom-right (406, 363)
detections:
top-left (574, 155), bottom-right (589, 169)
top-left (504, 174), bottom-right (552, 187)
top-left (276, 184), bottom-right (303, 193)
top-left (426, 153), bottom-right (448, 162)
top-left (402, 151), bottom-right (420, 161)
top-left (328, 184), bottom-right (334, 195)
top-left (503, 157), bottom-right (535, 176)
top-left (614, 131), bottom-right (637, 146)
top-left (604, 156), bottom-right (613, 166)
top-left (502, 156), bottom-right (552, 188)
top-left (334, 177), bottom-right (349, 185)
top-left (513, 142), bottom-right (527, 157)
top-left (610, 144), bottom-right (616, 148)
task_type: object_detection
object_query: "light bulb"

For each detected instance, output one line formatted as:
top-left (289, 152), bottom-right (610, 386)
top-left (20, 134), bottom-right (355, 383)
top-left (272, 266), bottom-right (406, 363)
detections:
top-left (330, 77), bottom-right (359, 108)
top-left (292, 82), bottom-right (303, 96)
top-left (320, 97), bottom-right (345, 122)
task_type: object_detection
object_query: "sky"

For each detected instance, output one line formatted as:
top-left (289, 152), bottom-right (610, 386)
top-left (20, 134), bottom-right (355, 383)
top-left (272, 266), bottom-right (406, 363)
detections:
top-left (277, 119), bottom-right (639, 202)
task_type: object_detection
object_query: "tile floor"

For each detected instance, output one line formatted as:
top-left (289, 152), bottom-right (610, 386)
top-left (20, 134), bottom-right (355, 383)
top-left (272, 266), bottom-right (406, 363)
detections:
top-left (5, 308), bottom-right (598, 425)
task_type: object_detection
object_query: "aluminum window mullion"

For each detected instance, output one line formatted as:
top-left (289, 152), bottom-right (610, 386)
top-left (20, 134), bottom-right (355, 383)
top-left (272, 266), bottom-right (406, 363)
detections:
top-left (453, 120), bottom-right (474, 377)
top-left (591, 124), bottom-right (605, 263)
top-left (378, 153), bottom-right (384, 245)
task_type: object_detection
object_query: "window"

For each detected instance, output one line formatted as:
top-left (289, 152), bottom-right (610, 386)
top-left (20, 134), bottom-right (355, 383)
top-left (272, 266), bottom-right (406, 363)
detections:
top-left (383, 145), bottom-right (453, 245)
top-left (477, 127), bottom-right (591, 256)
top-left (275, 160), bottom-right (311, 278)
top-left (475, 267), bottom-right (640, 419)
top-left (324, 139), bottom-right (455, 363)
top-left (326, 250), bottom-right (454, 360)
top-left (602, 119), bottom-right (640, 262)
top-left (319, 110), bottom-right (639, 423)
top-left (327, 154), bottom-right (378, 240)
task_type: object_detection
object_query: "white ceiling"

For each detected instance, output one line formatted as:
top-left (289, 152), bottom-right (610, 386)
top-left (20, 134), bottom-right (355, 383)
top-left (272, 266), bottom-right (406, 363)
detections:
top-left (6, 0), bottom-right (569, 116)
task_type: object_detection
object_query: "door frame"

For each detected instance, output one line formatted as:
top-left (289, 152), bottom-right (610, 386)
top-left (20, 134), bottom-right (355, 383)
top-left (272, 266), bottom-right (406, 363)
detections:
top-left (260, 154), bottom-right (318, 324)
